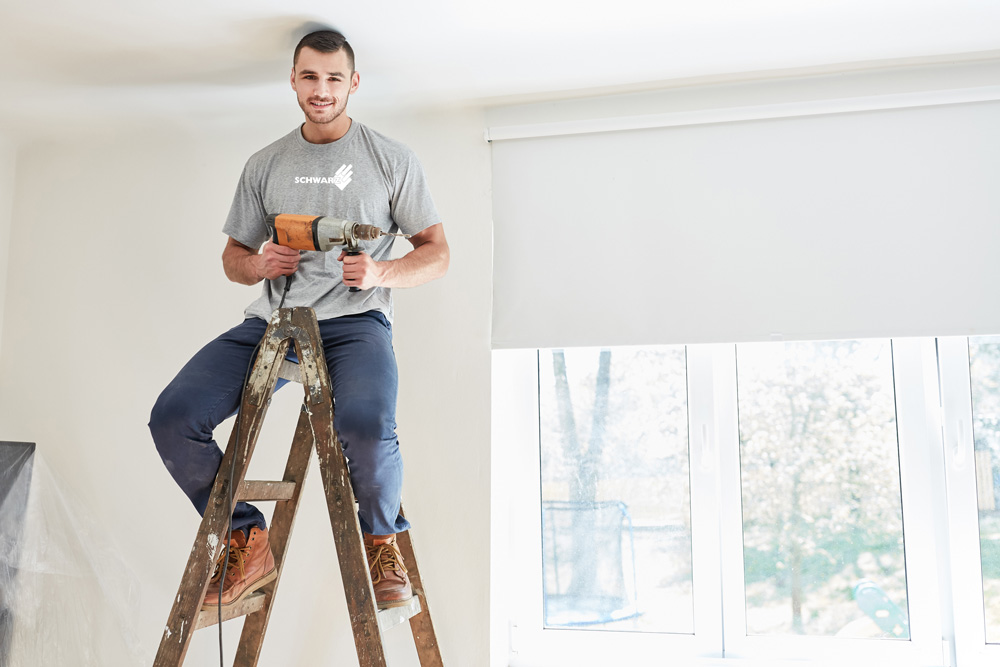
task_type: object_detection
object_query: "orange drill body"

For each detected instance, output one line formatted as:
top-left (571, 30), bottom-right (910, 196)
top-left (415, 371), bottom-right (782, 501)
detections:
top-left (268, 214), bottom-right (323, 250)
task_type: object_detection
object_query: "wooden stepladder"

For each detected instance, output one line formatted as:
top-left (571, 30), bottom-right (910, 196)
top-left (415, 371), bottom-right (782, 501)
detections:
top-left (154, 307), bottom-right (443, 667)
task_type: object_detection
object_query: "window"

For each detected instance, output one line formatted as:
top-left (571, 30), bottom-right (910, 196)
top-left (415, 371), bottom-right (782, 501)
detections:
top-left (968, 336), bottom-right (1000, 643)
top-left (736, 340), bottom-right (908, 639)
top-left (497, 336), bottom-right (1000, 667)
top-left (538, 347), bottom-right (692, 633)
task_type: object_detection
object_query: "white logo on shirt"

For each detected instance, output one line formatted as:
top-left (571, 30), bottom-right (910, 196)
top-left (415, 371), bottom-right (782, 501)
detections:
top-left (292, 164), bottom-right (354, 189)
top-left (333, 164), bottom-right (353, 190)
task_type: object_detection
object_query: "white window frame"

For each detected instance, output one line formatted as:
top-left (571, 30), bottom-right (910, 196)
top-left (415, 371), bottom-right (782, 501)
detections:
top-left (717, 338), bottom-right (947, 665)
top-left (493, 337), bottom-right (995, 667)
top-left (938, 336), bottom-right (1000, 667)
top-left (496, 347), bottom-right (718, 666)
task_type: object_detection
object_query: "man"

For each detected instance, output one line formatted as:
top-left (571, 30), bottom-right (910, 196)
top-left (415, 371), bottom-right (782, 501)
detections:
top-left (149, 29), bottom-right (448, 610)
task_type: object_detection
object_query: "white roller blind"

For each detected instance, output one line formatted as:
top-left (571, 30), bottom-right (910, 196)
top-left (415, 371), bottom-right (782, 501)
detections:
top-left (490, 101), bottom-right (1000, 349)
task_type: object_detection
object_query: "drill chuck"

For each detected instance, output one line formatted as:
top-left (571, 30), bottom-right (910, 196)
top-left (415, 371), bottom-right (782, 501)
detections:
top-left (350, 223), bottom-right (383, 242)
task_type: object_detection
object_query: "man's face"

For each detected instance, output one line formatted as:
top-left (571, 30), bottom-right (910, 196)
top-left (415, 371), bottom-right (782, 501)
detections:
top-left (290, 47), bottom-right (360, 126)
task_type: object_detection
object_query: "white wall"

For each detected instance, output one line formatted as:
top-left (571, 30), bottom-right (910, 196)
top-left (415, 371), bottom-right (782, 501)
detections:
top-left (0, 135), bottom-right (15, 357)
top-left (0, 107), bottom-right (492, 665)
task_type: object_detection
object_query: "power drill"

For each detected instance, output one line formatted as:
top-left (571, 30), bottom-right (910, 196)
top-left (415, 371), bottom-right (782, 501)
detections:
top-left (264, 213), bottom-right (408, 292)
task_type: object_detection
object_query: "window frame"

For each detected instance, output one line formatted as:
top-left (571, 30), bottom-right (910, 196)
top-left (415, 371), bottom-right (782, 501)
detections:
top-left (719, 338), bottom-right (945, 665)
top-left (493, 337), bottom-right (996, 667)
top-left (938, 336), bottom-right (1000, 667)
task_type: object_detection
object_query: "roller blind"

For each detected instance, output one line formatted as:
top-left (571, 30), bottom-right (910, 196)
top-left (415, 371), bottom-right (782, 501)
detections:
top-left (490, 101), bottom-right (1000, 349)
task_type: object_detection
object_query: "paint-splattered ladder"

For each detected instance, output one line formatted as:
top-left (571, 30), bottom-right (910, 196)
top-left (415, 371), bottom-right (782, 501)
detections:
top-left (153, 307), bottom-right (442, 667)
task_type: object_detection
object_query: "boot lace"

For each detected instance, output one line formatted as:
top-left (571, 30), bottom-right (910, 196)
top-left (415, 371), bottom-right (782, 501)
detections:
top-left (366, 541), bottom-right (408, 584)
top-left (210, 542), bottom-right (250, 585)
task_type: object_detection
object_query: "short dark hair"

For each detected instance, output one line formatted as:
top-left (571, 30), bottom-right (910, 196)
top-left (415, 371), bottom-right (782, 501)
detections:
top-left (293, 30), bottom-right (355, 71)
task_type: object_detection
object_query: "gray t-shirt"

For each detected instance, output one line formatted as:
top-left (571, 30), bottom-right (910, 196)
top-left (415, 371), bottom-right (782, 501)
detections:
top-left (223, 121), bottom-right (440, 322)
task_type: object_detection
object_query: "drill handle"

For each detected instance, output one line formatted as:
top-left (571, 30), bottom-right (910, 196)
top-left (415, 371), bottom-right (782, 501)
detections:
top-left (346, 246), bottom-right (362, 292)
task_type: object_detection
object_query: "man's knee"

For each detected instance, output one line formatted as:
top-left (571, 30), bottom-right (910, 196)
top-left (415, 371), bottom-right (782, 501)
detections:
top-left (336, 398), bottom-right (397, 452)
top-left (149, 384), bottom-right (207, 451)
top-left (336, 399), bottom-right (398, 470)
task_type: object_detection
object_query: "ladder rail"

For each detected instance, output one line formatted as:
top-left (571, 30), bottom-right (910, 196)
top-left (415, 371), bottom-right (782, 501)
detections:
top-left (296, 307), bottom-right (388, 665)
top-left (397, 528), bottom-right (445, 667)
top-left (234, 404), bottom-right (315, 666)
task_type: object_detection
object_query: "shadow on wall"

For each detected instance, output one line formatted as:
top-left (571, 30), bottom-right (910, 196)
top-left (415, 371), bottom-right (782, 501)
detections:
top-left (0, 15), bottom-right (330, 88)
top-left (0, 441), bottom-right (142, 666)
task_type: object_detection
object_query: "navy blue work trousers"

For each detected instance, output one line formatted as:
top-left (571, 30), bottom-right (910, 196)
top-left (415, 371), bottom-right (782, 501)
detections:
top-left (149, 312), bottom-right (410, 536)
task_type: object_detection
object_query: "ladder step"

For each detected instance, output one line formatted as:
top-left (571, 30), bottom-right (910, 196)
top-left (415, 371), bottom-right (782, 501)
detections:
top-left (238, 480), bottom-right (296, 502)
top-left (278, 359), bottom-right (301, 383)
top-left (193, 591), bottom-right (421, 632)
top-left (195, 592), bottom-right (266, 630)
top-left (376, 596), bottom-right (422, 633)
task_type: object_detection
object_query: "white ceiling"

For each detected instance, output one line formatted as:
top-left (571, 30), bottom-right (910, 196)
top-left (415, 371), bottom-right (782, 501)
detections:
top-left (1, 0), bottom-right (999, 133)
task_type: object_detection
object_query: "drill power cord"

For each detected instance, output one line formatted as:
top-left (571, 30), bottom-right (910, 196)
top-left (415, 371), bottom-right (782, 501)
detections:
top-left (217, 271), bottom-right (293, 666)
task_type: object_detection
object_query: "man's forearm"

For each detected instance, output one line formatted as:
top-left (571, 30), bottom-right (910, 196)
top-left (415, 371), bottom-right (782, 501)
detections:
top-left (222, 240), bottom-right (264, 286)
top-left (375, 239), bottom-right (450, 288)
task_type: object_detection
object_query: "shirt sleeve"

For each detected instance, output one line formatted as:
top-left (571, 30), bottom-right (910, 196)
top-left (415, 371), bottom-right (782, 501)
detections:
top-left (389, 150), bottom-right (441, 237)
top-left (222, 160), bottom-right (270, 249)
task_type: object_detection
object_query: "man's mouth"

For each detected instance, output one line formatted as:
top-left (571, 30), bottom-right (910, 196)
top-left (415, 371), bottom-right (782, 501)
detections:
top-left (310, 100), bottom-right (333, 109)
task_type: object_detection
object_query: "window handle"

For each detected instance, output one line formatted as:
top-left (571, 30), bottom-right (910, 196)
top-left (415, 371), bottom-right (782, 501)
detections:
top-left (953, 419), bottom-right (967, 470)
top-left (699, 423), bottom-right (714, 473)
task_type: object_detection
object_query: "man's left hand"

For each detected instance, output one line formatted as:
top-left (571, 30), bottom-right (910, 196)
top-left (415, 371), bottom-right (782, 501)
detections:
top-left (337, 250), bottom-right (383, 290)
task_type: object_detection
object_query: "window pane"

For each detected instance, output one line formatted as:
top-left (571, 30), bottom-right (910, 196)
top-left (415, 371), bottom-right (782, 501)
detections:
top-left (538, 347), bottom-right (693, 633)
top-left (969, 335), bottom-right (1000, 644)
top-left (736, 340), bottom-right (909, 638)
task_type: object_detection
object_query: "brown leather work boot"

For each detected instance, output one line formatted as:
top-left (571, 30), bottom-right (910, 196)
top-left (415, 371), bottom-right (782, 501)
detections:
top-left (364, 533), bottom-right (413, 609)
top-left (202, 526), bottom-right (277, 609)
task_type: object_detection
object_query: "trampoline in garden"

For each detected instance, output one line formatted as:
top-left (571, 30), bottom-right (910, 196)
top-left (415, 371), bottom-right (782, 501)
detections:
top-left (541, 500), bottom-right (640, 627)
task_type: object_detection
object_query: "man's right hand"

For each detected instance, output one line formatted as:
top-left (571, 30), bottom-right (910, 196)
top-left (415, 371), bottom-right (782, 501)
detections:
top-left (256, 241), bottom-right (300, 280)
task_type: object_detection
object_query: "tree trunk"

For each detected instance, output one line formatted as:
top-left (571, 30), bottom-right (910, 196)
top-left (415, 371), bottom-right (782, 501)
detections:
top-left (579, 349), bottom-right (612, 502)
top-left (790, 471), bottom-right (804, 633)
top-left (551, 349), bottom-right (613, 598)
top-left (552, 350), bottom-right (582, 500)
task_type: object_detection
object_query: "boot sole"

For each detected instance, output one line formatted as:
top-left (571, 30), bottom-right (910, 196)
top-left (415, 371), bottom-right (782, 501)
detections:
top-left (376, 593), bottom-right (414, 610)
top-left (202, 567), bottom-right (278, 610)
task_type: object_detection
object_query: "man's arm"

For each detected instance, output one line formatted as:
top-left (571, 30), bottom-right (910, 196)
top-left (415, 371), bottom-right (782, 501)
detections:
top-left (338, 222), bottom-right (450, 290)
top-left (222, 237), bottom-right (300, 285)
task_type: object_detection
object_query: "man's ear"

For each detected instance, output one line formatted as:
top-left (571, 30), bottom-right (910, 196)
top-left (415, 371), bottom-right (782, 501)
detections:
top-left (350, 71), bottom-right (360, 94)
top-left (290, 67), bottom-right (297, 91)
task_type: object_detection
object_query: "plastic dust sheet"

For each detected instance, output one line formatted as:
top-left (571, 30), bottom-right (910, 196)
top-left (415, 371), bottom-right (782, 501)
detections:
top-left (0, 442), bottom-right (141, 666)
